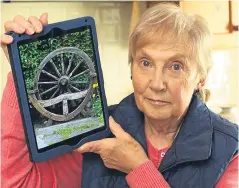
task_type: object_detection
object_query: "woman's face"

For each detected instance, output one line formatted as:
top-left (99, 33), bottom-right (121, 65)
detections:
top-left (132, 43), bottom-right (200, 121)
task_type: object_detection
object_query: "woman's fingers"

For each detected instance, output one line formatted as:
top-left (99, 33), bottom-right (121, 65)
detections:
top-left (77, 138), bottom-right (115, 154)
top-left (109, 116), bottom-right (131, 140)
top-left (77, 140), bottom-right (102, 153)
top-left (1, 13), bottom-right (48, 61)
top-left (0, 34), bottom-right (13, 60)
top-left (13, 15), bottom-right (35, 35)
top-left (1, 22), bottom-right (18, 60)
top-left (28, 16), bottom-right (43, 33)
top-left (4, 13), bottom-right (48, 35)
top-left (0, 34), bottom-right (13, 45)
top-left (39, 13), bottom-right (48, 25)
top-left (28, 13), bottom-right (48, 33)
top-left (4, 21), bottom-right (25, 33)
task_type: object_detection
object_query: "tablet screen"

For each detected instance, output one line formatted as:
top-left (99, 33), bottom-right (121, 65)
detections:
top-left (18, 26), bottom-right (106, 151)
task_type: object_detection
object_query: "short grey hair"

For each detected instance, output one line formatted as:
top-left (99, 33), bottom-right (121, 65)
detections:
top-left (128, 3), bottom-right (212, 81)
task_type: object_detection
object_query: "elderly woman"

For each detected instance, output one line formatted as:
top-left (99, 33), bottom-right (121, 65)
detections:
top-left (1, 3), bottom-right (238, 188)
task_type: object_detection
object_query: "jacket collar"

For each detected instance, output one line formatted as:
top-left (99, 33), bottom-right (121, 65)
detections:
top-left (114, 93), bottom-right (213, 172)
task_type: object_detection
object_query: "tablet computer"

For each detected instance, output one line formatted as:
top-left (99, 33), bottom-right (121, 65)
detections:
top-left (7, 16), bottom-right (110, 162)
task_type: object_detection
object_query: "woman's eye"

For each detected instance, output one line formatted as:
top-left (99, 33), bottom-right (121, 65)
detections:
top-left (142, 60), bottom-right (151, 67)
top-left (171, 63), bottom-right (182, 71)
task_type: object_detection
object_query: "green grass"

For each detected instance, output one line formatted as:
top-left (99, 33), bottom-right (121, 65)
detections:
top-left (53, 123), bottom-right (98, 140)
top-left (47, 141), bottom-right (55, 146)
top-left (97, 115), bottom-right (104, 124)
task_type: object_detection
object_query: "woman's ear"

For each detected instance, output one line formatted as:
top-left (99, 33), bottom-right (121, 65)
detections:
top-left (197, 79), bottom-right (205, 90)
top-left (130, 63), bottom-right (133, 80)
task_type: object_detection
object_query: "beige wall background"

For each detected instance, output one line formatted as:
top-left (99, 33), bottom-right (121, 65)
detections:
top-left (1, 1), bottom-right (239, 122)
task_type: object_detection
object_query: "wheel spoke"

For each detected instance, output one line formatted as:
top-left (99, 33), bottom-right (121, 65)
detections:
top-left (38, 81), bottom-right (58, 85)
top-left (70, 80), bottom-right (88, 85)
top-left (42, 70), bottom-right (59, 80)
top-left (49, 59), bottom-right (61, 77)
top-left (40, 85), bottom-right (58, 96)
top-left (63, 99), bottom-right (69, 115)
top-left (69, 84), bottom-right (81, 92)
top-left (67, 88), bottom-right (77, 107)
top-left (68, 59), bottom-right (84, 78)
top-left (70, 69), bottom-right (90, 80)
top-left (67, 88), bottom-right (72, 93)
top-left (67, 88), bottom-right (76, 107)
top-left (50, 87), bottom-right (60, 99)
top-left (66, 54), bottom-right (74, 75)
top-left (59, 88), bottom-right (63, 95)
top-left (61, 53), bottom-right (65, 75)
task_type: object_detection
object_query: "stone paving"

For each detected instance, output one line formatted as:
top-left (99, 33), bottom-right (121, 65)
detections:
top-left (34, 117), bottom-right (103, 149)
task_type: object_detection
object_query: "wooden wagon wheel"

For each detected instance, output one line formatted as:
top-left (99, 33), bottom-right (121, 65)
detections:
top-left (28, 47), bottom-right (97, 122)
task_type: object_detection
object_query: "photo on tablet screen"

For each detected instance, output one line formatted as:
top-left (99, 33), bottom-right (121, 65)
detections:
top-left (18, 27), bottom-right (105, 149)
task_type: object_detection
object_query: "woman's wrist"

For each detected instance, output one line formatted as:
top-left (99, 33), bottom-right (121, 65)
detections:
top-left (128, 157), bottom-right (150, 174)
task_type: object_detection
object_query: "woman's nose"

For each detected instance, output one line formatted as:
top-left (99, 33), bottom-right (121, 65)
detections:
top-left (149, 70), bottom-right (166, 92)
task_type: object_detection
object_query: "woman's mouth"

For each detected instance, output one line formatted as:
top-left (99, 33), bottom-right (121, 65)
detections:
top-left (147, 98), bottom-right (170, 106)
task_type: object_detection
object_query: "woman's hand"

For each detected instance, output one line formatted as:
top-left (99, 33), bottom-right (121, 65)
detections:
top-left (76, 116), bottom-right (149, 174)
top-left (0, 13), bottom-right (48, 61)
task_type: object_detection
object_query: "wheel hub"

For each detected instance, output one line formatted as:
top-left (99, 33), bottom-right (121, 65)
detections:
top-left (59, 76), bottom-right (69, 86)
